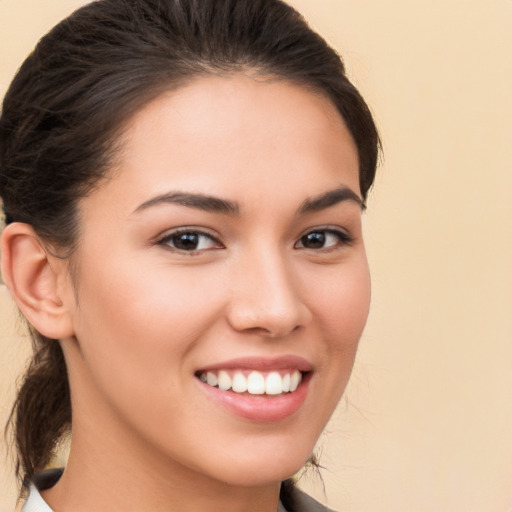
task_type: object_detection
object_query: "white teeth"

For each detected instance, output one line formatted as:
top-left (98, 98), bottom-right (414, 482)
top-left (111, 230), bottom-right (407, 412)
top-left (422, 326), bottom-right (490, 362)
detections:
top-left (206, 372), bottom-right (218, 387)
top-left (247, 371), bottom-right (266, 394)
top-left (218, 370), bottom-right (232, 391)
top-left (265, 371), bottom-right (283, 395)
top-left (282, 373), bottom-right (291, 392)
top-left (232, 372), bottom-right (248, 393)
top-left (290, 370), bottom-right (301, 392)
top-left (200, 369), bottom-right (304, 395)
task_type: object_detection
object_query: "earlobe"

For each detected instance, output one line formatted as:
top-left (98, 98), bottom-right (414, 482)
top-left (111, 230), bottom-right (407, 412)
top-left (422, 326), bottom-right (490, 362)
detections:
top-left (1, 222), bottom-right (75, 340)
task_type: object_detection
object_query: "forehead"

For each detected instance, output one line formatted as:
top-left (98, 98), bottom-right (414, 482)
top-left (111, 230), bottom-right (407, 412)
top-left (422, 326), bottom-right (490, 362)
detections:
top-left (87, 74), bottom-right (360, 216)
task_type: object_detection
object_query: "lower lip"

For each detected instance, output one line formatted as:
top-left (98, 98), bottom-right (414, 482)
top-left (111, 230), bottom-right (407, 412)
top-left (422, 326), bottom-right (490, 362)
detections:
top-left (197, 374), bottom-right (311, 422)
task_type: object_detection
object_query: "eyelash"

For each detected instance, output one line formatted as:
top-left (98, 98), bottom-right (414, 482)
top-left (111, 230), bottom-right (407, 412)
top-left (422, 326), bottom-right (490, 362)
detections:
top-left (156, 227), bottom-right (353, 254)
top-left (157, 228), bottom-right (223, 253)
top-left (294, 228), bottom-right (354, 251)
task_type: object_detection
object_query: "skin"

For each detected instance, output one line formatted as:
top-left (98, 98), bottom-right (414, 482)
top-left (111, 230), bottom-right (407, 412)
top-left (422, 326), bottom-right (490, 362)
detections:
top-left (4, 74), bottom-right (371, 512)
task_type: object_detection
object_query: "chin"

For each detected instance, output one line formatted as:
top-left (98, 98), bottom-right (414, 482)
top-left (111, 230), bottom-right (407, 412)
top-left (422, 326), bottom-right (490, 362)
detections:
top-left (202, 441), bottom-right (313, 488)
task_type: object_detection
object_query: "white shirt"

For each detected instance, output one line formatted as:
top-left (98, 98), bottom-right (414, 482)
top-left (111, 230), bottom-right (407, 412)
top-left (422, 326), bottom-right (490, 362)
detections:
top-left (22, 484), bottom-right (53, 512)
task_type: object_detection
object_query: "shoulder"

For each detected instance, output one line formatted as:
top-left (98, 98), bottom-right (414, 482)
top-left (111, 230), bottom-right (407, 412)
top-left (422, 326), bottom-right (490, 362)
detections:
top-left (282, 481), bottom-right (337, 512)
top-left (292, 488), bottom-right (336, 512)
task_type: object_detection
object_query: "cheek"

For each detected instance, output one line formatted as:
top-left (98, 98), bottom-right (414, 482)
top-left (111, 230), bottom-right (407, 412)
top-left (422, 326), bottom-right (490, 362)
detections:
top-left (306, 257), bottom-right (371, 407)
top-left (78, 249), bottom-right (220, 330)
top-left (310, 258), bottom-right (371, 345)
top-left (69, 254), bottom-right (226, 396)
top-left (66, 258), bottom-right (231, 460)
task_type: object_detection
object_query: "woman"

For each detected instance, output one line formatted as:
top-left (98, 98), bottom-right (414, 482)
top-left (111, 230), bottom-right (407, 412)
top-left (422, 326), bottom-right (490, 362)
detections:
top-left (0, 0), bottom-right (379, 510)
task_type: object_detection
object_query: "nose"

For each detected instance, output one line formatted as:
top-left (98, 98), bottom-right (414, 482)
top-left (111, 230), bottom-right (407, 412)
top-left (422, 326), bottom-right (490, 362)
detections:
top-left (226, 248), bottom-right (312, 338)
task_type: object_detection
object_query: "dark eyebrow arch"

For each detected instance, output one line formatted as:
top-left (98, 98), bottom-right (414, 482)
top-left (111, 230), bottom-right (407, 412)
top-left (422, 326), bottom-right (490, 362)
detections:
top-left (298, 186), bottom-right (364, 215)
top-left (132, 192), bottom-right (240, 216)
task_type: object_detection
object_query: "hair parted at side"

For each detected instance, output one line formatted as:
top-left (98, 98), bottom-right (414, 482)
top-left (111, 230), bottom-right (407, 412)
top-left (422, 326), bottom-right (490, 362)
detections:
top-left (0, 0), bottom-right (380, 495)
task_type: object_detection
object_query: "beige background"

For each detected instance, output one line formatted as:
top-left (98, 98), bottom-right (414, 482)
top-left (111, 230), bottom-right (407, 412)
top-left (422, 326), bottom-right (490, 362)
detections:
top-left (1, 1), bottom-right (511, 511)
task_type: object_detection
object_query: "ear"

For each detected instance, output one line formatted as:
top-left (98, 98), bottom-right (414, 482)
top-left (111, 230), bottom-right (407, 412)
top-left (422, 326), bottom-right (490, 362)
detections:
top-left (1, 222), bottom-right (75, 339)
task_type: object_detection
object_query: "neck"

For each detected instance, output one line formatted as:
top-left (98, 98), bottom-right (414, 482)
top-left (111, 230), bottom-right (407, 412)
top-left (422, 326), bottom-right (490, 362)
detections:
top-left (42, 422), bottom-right (282, 512)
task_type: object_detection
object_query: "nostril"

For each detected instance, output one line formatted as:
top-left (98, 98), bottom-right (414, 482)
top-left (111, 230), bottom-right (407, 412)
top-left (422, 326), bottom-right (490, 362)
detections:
top-left (235, 324), bottom-right (302, 339)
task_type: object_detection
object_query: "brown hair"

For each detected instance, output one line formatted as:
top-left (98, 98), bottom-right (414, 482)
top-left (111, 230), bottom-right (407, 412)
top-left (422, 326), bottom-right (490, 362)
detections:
top-left (0, 0), bottom-right (380, 498)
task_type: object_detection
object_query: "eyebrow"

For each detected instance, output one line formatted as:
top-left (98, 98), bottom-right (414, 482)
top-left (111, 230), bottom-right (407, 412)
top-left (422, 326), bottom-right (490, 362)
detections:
top-left (132, 185), bottom-right (362, 217)
top-left (132, 192), bottom-right (240, 216)
top-left (298, 186), bottom-right (363, 214)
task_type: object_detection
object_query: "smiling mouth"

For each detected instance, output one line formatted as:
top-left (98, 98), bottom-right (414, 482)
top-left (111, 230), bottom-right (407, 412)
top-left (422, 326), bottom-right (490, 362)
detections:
top-left (195, 369), bottom-right (304, 396)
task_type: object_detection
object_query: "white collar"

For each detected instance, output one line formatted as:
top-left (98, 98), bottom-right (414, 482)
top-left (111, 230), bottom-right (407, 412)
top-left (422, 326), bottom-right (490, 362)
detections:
top-left (22, 484), bottom-right (53, 512)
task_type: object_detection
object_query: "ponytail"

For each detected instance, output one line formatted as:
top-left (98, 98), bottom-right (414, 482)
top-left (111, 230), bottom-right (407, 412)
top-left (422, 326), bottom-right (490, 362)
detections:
top-left (7, 333), bottom-right (70, 489)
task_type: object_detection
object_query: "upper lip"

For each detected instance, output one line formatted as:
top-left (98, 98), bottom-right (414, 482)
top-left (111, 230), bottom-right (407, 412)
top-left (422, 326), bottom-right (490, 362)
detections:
top-left (197, 355), bottom-right (313, 373)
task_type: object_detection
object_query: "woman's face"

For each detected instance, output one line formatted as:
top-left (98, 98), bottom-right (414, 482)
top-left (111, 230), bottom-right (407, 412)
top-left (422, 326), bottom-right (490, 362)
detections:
top-left (61, 74), bottom-right (371, 487)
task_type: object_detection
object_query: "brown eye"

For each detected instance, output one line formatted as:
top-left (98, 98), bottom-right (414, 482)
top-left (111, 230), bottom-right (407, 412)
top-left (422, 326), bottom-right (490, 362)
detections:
top-left (171, 232), bottom-right (201, 250)
top-left (300, 231), bottom-right (326, 249)
top-left (158, 230), bottom-right (221, 252)
top-left (295, 229), bottom-right (353, 250)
